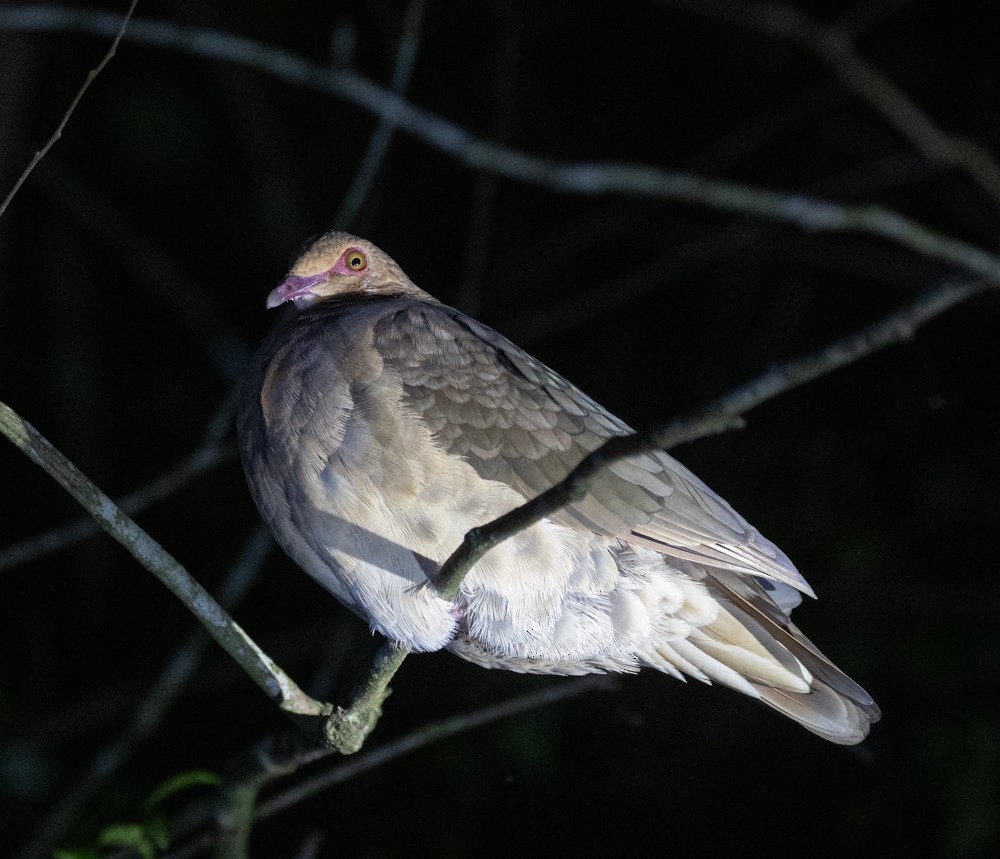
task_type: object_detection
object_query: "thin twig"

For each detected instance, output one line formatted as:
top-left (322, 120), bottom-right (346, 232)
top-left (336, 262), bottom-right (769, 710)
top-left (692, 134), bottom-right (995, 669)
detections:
top-left (779, 4), bottom-right (1000, 203)
top-left (261, 676), bottom-right (611, 817)
top-left (772, 3), bottom-right (1000, 204)
top-left (1, 382), bottom-right (240, 573)
top-left (432, 278), bottom-right (984, 598)
top-left (18, 525), bottom-right (273, 859)
top-left (0, 0), bottom-right (138, 219)
top-left (0, 440), bottom-right (235, 573)
top-left (34, 159), bottom-right (252, 383)
top-left (0, 401), bottom-right (324, 718)
top-left (333, 0), bottom-right (427, 229)
top-left (506, 152), bottom-right (936, 343)
top-left (663, 0), bottom-right (1000, 205)
top-left (4, 7), bottom-right (1000, 284)
top-left (164, 677), bottom-right (611, 859)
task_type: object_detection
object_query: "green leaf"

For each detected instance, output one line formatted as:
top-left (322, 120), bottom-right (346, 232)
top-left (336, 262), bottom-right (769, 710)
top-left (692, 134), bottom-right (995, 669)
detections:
top-left (97, 823), bottom-right (154, 859)
top-left (145, 812), bottom-right (170, 851)
top-left (52, 849), bottom-right (99, 859)
top-left (143, 769), bottom-right (221, 811)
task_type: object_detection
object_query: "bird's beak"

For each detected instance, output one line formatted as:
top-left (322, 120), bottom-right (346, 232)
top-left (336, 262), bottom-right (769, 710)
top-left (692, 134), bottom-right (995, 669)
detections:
top-left (266, 271), bottom-right (331, 309)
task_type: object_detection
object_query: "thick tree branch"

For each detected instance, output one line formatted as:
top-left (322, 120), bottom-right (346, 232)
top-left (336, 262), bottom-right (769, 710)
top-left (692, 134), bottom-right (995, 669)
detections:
top-left (4, 7), bottom-right (1000, 284)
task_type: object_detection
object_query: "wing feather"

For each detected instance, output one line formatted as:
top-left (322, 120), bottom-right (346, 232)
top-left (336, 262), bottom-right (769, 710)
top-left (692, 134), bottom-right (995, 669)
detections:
top-left (374, 303), bottom-right (813, 597)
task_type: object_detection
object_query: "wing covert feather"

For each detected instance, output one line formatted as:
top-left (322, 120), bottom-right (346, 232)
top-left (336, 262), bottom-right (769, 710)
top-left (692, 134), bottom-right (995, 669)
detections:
top-left (373, 303), bottom-right (812, 595)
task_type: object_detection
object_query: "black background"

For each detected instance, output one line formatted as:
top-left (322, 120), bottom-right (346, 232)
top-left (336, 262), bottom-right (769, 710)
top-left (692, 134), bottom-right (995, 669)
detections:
top-left (2, 1), bottom-right (999, 856)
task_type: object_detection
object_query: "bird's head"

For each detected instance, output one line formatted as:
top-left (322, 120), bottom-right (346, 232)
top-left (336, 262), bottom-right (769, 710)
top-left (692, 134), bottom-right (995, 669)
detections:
top-left (266, 232), bottom-right (425, 310)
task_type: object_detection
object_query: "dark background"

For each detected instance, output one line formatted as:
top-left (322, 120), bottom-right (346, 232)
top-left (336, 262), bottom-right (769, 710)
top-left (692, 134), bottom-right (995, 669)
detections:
top-left (2, 1), bottom-right (999, 856)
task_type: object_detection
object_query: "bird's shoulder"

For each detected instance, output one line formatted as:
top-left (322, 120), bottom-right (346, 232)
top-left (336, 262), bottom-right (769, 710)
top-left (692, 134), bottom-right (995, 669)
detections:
top-left (371, 300), bottom-right (628, 441)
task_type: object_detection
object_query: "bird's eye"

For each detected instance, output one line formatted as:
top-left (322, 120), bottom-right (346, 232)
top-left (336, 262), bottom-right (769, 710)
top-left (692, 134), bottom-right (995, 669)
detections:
top-left (345, 250), bottom-right (367, 271)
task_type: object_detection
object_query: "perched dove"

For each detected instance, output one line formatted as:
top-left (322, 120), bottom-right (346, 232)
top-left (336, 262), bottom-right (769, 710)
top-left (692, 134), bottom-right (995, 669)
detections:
top-left (238, 232), bottom-right (879, 744)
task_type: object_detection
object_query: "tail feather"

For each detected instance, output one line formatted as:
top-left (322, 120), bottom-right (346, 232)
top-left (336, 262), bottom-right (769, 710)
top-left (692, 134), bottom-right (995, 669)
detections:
top-left (661, 638), bottom-right (761, 697)
top-left (755, 680), bottom-right (876, 745)
top-left (643, 568), bottom-right (879, 744)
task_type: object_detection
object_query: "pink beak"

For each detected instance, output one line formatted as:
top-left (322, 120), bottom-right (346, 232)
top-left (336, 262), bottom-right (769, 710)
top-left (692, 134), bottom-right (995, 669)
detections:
top-left (266, 271), bottom-right (331, 309)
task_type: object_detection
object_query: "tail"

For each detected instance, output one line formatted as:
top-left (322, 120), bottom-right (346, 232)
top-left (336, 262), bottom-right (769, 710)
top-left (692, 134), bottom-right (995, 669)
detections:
top-left (641, 568), bottom-right (879, 745)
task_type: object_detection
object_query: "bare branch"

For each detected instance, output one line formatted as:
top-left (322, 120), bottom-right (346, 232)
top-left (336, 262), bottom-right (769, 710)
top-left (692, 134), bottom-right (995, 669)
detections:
top-left (18, 525), bottom-right (273, 859)
top-left (0, 440), bottom-right (234, 573)
top-left (4, 7), bottom-right (1000, 283)
top-left (432, 278), bottom-right (984, 599)
top-left (323, 641), bottom-right (410, 754)
top-left (0, 0), bottom-right (137, 219)
top-left (0, 401), bottom-right (324, 718)
top-left (261, 677), bottom-right (611, 817)
top-left (1, 382), bottom-right (242, 573)
top-left (165, 677), bottom-right (611, 859)
top-left (333, 0), bottom-right (427, 229)
top-left (664, 0), bottom-right (1000, 205)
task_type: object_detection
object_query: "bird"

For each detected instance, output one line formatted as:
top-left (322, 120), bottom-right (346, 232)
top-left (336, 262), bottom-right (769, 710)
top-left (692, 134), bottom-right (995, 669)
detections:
top-left (237, 231), bottom-right (879, 744)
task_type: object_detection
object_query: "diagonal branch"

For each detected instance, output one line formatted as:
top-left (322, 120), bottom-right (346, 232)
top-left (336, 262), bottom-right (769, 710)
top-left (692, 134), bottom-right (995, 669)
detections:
top-left (664, 0), bottom-right (1000, 205)
top-left (4, 7), bottom-right (1000, 284)
top-left (259, 676), bottom-right (611, 818)
top-left (431, 277), bottom-right (984, 598)
top-left (0, 439), bottom-right (235, 572)
top-left (166, 677), bottom-right (611, 859)
top-left (17, 525), bottom-right (273, 859)
top-left (333, 0), bottom-right (428, 229)
top-left (0, 0), bottom-right (137, 219)
top-left (0, 401), bottom-right (324, 719)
